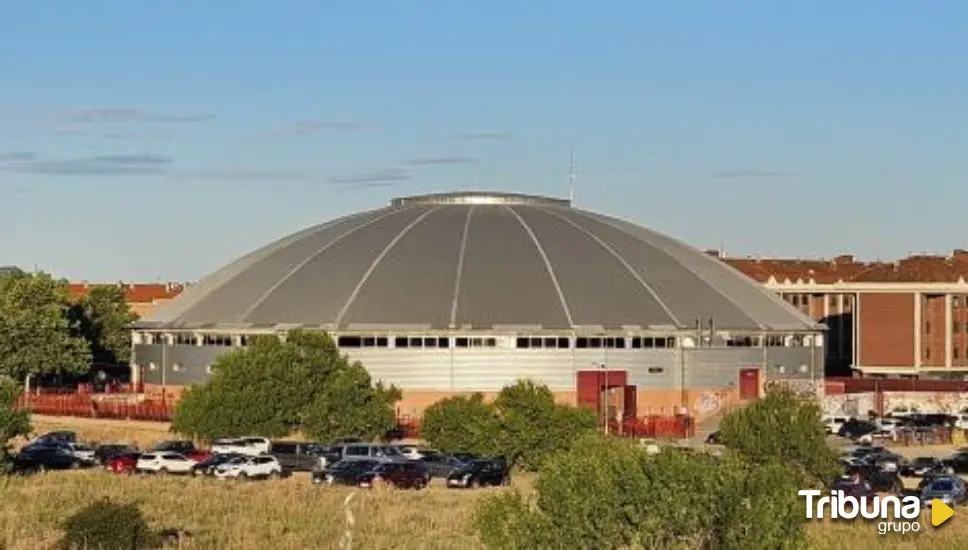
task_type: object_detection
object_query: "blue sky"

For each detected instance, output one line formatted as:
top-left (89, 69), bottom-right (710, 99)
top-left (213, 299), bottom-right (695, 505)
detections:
top-left (1, 1), bottom-right (966, 281)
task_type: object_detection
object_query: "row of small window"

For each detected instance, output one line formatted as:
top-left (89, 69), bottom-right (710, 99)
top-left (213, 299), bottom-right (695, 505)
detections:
top-left (785, 294), bottom-right (854, 309)
top-left (336, 336), bottom-right (499, 348)
top-left (144, 334), bottom-right (249, 346)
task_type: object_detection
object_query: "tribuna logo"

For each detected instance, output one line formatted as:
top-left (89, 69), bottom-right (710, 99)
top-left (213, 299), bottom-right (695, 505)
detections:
top-left (799, 490), bottom-right (922, 535)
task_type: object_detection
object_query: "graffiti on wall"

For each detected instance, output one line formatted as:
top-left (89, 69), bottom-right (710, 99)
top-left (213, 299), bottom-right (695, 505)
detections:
top-left (765, 379), bottom-right (823, 399)
top-left (694, 389), bottom-right (732, 416)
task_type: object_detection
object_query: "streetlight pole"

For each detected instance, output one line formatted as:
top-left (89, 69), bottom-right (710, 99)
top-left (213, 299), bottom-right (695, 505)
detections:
top-left (602, 361), bottom-right (609, 435)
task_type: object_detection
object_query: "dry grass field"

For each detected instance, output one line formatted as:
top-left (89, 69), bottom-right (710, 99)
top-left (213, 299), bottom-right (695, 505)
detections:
top-left (5, 416), bottom-right (968, 549)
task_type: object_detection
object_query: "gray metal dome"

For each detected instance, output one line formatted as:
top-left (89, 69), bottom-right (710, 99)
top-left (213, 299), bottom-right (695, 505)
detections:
top-left (138, 191), bottom-right (816, 332)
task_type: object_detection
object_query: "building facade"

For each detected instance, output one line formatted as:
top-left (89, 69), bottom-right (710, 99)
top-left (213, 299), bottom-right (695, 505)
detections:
top-left (720, 251), bottom-right (968, 378)
top-left (68, 282), bottom-right (185, 318)
top-left (130, 191), bottom-right (825, 420)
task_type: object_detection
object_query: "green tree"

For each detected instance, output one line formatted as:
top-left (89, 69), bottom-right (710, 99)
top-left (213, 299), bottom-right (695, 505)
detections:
top-left (70, 285), bottom-right (139, 367)
top-left (171, 331), bottom-right (400, 441)
top-left (0, 376), bottom-right (32, 473)
top-left (0, 272), bottom-right (90, 380)
top-left (717, 385), bottom-right (840, 484)
top-left (420, 393), bottom-right (503, 457)
top-left (420, 379), bottom-right (597, 471)
top-left (475, 435), bottom-right (809, 550)
top-left (493, 380), bottom-right (598, 470)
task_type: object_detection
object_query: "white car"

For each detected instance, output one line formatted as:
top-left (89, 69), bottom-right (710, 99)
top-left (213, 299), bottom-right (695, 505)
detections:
top-left (136, 452), bottom-right (196, 475)
top-left (211, 437), bottom-right (270, 456)
top-left (395, 445), bottom-right (435, 460)
top-left (213, 455), bottom-right (283, 480)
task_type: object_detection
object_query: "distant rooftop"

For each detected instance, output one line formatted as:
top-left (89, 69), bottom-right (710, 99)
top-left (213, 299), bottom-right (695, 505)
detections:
top-left (391, 191), bottom-right (570, 208)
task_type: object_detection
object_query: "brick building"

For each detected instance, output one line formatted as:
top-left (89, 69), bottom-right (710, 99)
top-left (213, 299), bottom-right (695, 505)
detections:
top-left (67, 282), bottom-right (185, 319)
top-left (715, 250), bottom-right (968, 378)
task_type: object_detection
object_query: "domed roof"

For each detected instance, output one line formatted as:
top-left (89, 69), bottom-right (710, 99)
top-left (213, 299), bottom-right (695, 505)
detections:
top-left (139, 192), bottom-right (817, 332)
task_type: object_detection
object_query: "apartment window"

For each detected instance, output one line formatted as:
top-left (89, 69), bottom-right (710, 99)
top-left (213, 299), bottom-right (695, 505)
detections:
top-left (955, 296), bottom-right (962, 308)
top-left (791, 295), bottom-right (800, 306)
top-left (648, 367), bottom-right (664, 374)
top-left (455, 337), bottom-right (497, 348)
top-left (202, 334), bottom-right (232, 346)
top-left (174, 333), bottom-right (195, 346)
top-left (239, 335), bottom-right (249, 347)
top-left (956, 348), bottom-right (960, 360)
top-left (604, 337), bottom-right (625, 349)
top-left (925, 322), bottom-right (931, 335)
top-left (828, 295), bottom-right (837, 307)
top-left (955, 322), bottom-right (962, 333)
top-left (926, 348), bottom-right (931, 360)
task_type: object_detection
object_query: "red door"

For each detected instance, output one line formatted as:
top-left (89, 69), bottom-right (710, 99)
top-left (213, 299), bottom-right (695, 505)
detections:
top-left (623, 385), bottom-right (637, 419)
top-left (739, 368), bottom-right (760, 400)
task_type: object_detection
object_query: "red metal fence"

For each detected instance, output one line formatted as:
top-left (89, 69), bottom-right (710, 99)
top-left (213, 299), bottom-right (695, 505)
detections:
top-left (612, 415), bottom-right (696, 439)
top-left (17, 394), bottom-right (174, 422)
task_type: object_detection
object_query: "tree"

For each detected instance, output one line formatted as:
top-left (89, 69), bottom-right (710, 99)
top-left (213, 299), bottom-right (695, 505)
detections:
top-left (70, 285), bottom-right (139, 367)
top-left (420, 379), bottom-right (598, 471)
top-left (420, 393), bottom-right (503, 457)
top-left (475, 434), bottom-right (809, 550)
top-left (717, 385), bottom-right (840, 484)
top-left (0, 272), bottom-right (90, 380)
top-left (0, 376), bottom-right (31, 473)
top-left (171, 331), bottom-right (400, 441)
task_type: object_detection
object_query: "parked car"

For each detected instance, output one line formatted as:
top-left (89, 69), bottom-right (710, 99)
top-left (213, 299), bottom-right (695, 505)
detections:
top-left (211, 437), bottom-right (270, 457)
top-left (945, 452), bottom-right (968, 474)
top-left (416, 451), bottom-right (466, 478)
top-left (269, 441), bottom-right (324, 472)
top-left (151, 440), bottom-right (210, 461)
top-left (63, 442), bottom-right (97, 465)
top-left (106, 452), bottom-right (141, 475)
top-left (313, 459), bottom-right (381, 486)
top-left (451, 452), bottom-right (479, 463)
top-left (339, 443), bottom-right (405, 463)
top-left (394, 445), bottom-right (429, 460)
top-left (920, 476), bottom-right (968, 507)
top-left (901, 457), bottom-right (946, 477)
top-left (446, 459), bottom-right (510, 488)
top-left (34, 430), bottom-right (78, 446)
top-left (823, 416), bottom-right (851, 435)
top-left (213, 455), bottom-right (283, 480)
top-left (136, 452), bottom-right (196, 475)
top-left (94, 444), bottom-right (139, 465)
top-left (705, 432), bottom-right (722, 444)
top-left (838, 420), bottom-right (878, 439)
top-left (848, 466), bottom-right (903, 494)
top-left (13, 445), bottom-right (86, 473)
top-left (357, 461), bottom-right (428, 489)
top-left (191, 453), bottom-right (244, 477)
top-left (829, 478), bottom-right (875, 499)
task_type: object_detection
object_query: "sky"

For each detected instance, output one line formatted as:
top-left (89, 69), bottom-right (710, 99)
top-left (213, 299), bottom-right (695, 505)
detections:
top-left (1, 1), bottom-right (966, 281)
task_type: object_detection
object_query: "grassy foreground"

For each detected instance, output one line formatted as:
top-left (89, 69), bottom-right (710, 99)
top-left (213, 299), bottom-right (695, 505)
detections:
top-left (5, 416), bottom-right (968, 549)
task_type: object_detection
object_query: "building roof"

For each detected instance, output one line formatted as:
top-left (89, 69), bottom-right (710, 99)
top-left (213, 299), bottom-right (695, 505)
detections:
top-left (137, 192), bottom-right (818, 332)
top-left (719, 250), bottom-right (968, 284)
top-left (68, 282), bottom-right (185, 304)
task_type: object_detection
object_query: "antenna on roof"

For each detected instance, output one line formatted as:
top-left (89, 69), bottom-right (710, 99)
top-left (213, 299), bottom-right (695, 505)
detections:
top-left (568, 148), bottom-right (576, 205)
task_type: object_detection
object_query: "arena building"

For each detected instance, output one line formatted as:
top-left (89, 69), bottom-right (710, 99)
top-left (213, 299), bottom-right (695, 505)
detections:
top-left (131, 191), bottom-right (824, 420)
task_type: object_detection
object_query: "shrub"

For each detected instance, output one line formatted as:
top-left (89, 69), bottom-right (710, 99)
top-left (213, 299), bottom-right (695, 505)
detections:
top-left (718, 385), bottom-right (840, 484)
top-left (171, 330), bottom-right (400, 441)
top-left (421, 380), bottom-right (598, 470)
top-left (59, 499), bottom-right (158, 550)
top-left (0, 376), bottom-right (30, 473)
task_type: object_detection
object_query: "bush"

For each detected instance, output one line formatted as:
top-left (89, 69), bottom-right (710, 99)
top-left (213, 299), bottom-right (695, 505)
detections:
top-left (421, 380), bottom-right (597, 470)
top-left (59, 499), bottom-right (158, 550)
top-left (718, 385), bottom-right (840, 484)
top-left (171, 330), bottom-right (400, 441)
top-left (475, 435), bottom-right (809, 549)
top-left (0, 376), bottom-right (30, 473)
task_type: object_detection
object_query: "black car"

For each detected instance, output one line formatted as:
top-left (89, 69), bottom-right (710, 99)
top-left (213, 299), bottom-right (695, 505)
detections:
top-left (901, 457), bottom-right (945, 477)
top-left (829, 478), bottom-right (875, 499)
top-left (191, 453), bottom-right (243, 476)
top-left (839, 420), bottom-right (878, 439)
top-left (451, 452), bottom-right (479, 463)
top-left (13, 445), bottom-right (85, 473)
top-left (945, 452), bottom-right (968, 474)
top-left (94, 444), bottom-right (139, 465)
top-left (357, 461), bottom-right (429, 489)
top-left (313, 459), bottom-right (381, 486)
top-left (31, 430), bottom-right (78, 448)
top-left (848, 466), bottom-right (903, 493)
top-left (705, 432), bottom-right (722, 444)
top-left (417, 452), bottom-right (466, 478)
top-left (446, 459), bottom-right (510, 488)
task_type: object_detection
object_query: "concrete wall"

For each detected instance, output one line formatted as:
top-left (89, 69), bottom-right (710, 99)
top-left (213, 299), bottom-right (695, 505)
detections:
top-left (824, 391), bottom-right (968, 417)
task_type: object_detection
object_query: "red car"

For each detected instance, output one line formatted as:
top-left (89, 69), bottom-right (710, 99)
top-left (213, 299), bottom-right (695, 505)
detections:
top-left (106, 452), bottom-right (140, 475)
